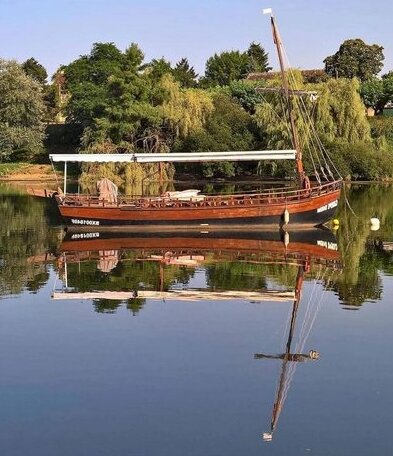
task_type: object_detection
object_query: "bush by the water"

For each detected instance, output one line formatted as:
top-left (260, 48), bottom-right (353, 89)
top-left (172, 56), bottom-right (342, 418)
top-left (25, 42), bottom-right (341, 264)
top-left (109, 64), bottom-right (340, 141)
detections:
top-left (326, 140), bottom-right (393, 180)
top-left (369, 116), bottom-right (393, 142)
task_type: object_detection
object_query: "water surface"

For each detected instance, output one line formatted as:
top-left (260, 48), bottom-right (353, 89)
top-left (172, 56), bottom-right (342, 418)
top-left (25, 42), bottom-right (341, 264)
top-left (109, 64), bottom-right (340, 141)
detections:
top-left (0, 183), bottom-right (392, 456)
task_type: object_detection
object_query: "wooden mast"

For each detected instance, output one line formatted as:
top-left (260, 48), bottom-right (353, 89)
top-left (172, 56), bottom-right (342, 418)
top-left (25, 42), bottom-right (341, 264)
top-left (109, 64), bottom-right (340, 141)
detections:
top-left (268, 12), bottom-right (306, 188)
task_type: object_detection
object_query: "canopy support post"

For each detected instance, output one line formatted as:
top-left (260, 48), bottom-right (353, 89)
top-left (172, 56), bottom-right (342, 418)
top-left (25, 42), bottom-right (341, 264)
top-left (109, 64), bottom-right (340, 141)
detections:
top-left (64, 161), bottom-right (67, 195)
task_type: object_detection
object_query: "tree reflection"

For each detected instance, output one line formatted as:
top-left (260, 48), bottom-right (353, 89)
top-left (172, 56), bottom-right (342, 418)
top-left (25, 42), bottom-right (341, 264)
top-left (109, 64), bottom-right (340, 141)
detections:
top-left (0, 184), bottom-right (61, 296)
top-left (333, 184), bottom-right (393, 307)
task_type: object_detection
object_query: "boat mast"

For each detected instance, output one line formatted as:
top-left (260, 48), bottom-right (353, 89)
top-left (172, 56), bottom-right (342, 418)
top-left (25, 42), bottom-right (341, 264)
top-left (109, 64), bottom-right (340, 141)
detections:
top-left (266, 10), bottom-right (306, 187)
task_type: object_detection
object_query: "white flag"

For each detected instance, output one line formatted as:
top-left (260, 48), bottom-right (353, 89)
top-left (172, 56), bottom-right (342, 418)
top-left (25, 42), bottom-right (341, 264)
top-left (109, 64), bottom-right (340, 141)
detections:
top-left (263, 8), bottom-right (273, 15)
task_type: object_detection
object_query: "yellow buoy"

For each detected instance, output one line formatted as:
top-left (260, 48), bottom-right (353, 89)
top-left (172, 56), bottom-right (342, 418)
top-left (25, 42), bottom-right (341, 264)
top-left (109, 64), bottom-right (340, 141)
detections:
top-left (331, 219), bottom-right (339, 230)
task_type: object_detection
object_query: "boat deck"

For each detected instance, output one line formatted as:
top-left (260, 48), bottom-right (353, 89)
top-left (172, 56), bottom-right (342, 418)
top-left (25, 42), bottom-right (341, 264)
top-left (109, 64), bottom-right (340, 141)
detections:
top-left (59, 180), bottom-right (342, 210)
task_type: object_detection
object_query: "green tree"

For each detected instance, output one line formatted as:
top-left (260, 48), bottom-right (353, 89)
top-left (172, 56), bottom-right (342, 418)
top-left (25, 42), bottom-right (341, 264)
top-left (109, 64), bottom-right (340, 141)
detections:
top-left (203, 50), bottom-right (250, 86)
top-left (382, 71), bottom-right (393, 106)
top-left (145, 58), bottom-right (172, 82)
top-left (172, 58), bottom-right (198, 88)
top-left (360, 77), bottom-right (385, 112)
top-left (160, 74), bottom-right (213, 138)
top-left (324, 39), bottom-right (384, 81)
top-left (228, 79), bottom-right (266, 114)
top-left (63, 42), bottom-right (127, 126)
top-left (0, 60), bottom-right (45, 161)
top-left (62, 42), bottom-right (215, 188)
top-left (178, 93), bottom-right (259, 177)
top-left (255, 73), bottom-right (375, 178)
top-left (22, 57), bottom-right (48, 85)
top-left (256, 74), bottom-right (371, 149)
top-left (246, 42), bottom-right (272, 73)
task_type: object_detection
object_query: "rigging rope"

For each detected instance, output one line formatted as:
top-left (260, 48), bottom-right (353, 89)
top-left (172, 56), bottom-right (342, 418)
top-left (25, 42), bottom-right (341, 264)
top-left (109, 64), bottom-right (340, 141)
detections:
top-left (279, 44), bottom-right (343, 181)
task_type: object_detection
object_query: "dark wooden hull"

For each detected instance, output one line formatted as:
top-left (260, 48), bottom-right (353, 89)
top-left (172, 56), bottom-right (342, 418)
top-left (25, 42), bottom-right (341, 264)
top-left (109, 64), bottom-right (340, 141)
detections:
top-left (57, 186), bottom-right (341, 229)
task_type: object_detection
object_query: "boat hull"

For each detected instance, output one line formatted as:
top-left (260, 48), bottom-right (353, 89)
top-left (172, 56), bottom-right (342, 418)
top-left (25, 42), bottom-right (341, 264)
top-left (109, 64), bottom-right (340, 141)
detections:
top-left (57, 188), bottom-right (341, 229)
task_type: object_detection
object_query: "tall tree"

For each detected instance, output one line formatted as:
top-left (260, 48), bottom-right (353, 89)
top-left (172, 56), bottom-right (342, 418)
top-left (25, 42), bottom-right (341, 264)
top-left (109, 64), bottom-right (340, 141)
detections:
top-left (203, 50), bottom-right (250, 86)
top-left (63, 42), bottom-right (127, 125)
top-left (22, 57), bottom-right (48, 85)
top-left (145, 58), bottom-right (172, 82)
top-left (172, 58), bottom-right (198, 88)
top-left (0, 60), bottom-right (45, 161)
top-left (324, 39), bottom-right (384, 81)
top-left (246, 42), bottom-right (272, 73)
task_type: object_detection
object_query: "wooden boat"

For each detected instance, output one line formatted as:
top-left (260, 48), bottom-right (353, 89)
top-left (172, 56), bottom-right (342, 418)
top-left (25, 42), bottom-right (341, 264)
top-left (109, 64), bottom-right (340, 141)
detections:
top-left (49, 11), bottom-right (342, 229)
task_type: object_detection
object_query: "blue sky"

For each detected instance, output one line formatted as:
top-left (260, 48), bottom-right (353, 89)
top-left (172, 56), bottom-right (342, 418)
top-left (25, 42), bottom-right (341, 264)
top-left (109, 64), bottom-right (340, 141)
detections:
top-left (1, 0), bottom-right (392, 78)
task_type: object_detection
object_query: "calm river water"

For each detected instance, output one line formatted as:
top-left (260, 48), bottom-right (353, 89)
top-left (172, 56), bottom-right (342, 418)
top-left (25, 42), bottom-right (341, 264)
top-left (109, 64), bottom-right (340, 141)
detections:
top-left (0, 183), bottom-right (392, 456)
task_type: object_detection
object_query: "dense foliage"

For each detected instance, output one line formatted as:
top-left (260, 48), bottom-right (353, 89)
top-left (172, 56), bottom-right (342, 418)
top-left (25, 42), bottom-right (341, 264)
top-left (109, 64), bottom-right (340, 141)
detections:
top-left (360, 72), bottom-right (393, 113)
top-left (202, 43), bottom-right (271, 87)
top-left (22, 57), bottom-right (48, 84)
top-left (3, 33), bottom-right (393, 181)
top-left (177, 93), bottom-right (261, 177)
top-left (0, 60), bottom-right (46, 162)
top-left (324, 39), bottom-right (384, 81)
top-left (57, 38), bottom-right (393, 182)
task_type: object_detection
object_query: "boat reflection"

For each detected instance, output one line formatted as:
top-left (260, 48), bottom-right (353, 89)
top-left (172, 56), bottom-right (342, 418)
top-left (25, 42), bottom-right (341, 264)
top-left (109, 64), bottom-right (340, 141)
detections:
top-left (55, 228), bottom-right (340, 439)
top-left (54, 228), bottom-right (340, 302)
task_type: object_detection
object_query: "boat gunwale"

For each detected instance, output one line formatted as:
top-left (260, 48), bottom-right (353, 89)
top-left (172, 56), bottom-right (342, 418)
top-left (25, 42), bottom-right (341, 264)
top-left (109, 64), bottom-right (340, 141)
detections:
top-left (57, 180), bottom-right (342, 210)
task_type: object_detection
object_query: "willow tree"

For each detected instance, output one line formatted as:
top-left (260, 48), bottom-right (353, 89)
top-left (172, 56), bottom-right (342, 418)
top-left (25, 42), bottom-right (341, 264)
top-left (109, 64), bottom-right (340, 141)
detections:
top-left (254, 71), bottom-right (372, 177)
top-left (160, 74), bottom-right (214, 138)
top-left (313, 78), bottom-right (370, 143)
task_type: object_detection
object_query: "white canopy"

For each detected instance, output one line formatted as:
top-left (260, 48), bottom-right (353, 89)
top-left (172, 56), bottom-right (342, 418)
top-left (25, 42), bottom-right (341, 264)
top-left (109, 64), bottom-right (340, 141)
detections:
top-left (49, 150), bottom-right (296, 163)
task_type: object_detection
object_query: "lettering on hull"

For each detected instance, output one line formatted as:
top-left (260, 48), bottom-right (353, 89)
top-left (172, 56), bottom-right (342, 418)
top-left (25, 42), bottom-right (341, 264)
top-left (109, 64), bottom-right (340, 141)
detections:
top-left (317, 240), bottom-right (338, 250)
top-left (71, 232), bottom-right (100, 240)
top-left (316, 200), bottom-right (338, 214)
top-left (71, 219), bottom-right (100, 226)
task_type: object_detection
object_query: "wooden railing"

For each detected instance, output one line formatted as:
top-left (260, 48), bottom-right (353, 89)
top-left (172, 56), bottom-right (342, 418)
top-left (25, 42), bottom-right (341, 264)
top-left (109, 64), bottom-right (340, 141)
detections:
top-left (60, 180), bottom-right (342, 209)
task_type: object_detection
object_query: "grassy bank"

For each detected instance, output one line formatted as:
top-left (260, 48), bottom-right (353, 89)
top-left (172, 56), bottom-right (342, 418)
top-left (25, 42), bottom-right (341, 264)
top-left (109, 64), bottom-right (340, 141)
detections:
top-left (0, 163), bottom-right (57, 181)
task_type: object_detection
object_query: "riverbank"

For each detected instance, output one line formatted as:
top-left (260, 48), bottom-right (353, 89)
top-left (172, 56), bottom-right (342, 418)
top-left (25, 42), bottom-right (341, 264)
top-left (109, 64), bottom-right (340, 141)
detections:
top-left (0, 164), bottom-right (58, 181)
